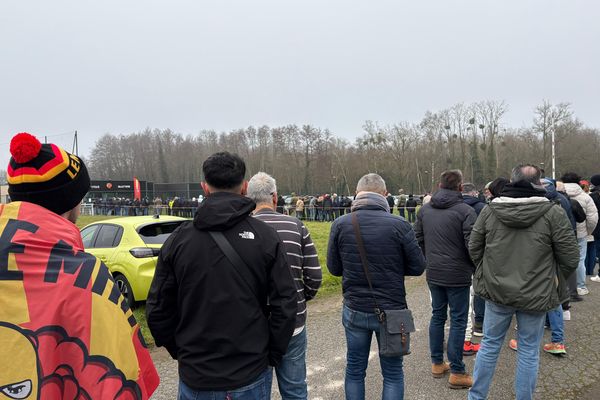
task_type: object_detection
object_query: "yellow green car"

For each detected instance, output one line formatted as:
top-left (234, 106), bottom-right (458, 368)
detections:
top-left (80, 215), bottom-right (187, 305)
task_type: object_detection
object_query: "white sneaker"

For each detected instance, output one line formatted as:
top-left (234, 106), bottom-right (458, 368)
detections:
top-left (563, 310), bottom-right (571, 321)
top-left (591, 275), bottom-right (600, 283)
top-left (577, 287), bottom-right (590, 296)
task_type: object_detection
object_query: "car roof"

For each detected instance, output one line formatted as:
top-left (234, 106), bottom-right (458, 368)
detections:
top-left (82, 216), bottom-right (188, 230)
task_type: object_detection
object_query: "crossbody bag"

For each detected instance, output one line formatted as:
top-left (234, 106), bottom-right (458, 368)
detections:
top-left (351, 212), bottom-right (415, 357)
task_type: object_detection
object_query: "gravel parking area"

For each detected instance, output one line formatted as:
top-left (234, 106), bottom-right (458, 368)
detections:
top-left (150, 275), bottom-right (600, 399)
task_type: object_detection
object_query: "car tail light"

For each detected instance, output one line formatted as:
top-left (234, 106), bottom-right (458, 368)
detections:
top-left (129, 248), bottom-right (160, 258)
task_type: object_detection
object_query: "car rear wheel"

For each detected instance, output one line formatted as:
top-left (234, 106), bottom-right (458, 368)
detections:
top-left (114, 274), bottom-right (135, 307)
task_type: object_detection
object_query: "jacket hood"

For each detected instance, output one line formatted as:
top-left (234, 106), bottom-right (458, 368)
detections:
top-left (564, 182), bottom-right (584, 197)
top-left (542, 179), bottom-right (558, 200)
top-left (431, 188), bottom-right (464, 209)
top-left (351, 191), bottom-right (390, 213)
top-left (490, 197), bottom-right (553, 228)
top-left (194, 192), bottom-right (256, 231)
top-left (463, 195), bottom-right (484, 207)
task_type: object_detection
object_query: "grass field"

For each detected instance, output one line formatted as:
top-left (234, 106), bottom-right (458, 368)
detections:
top-left (76, 215), bottom-right (340, 345)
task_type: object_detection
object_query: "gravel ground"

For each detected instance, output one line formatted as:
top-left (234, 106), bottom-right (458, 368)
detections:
top-left (150, 275), bottom-right (600, 399)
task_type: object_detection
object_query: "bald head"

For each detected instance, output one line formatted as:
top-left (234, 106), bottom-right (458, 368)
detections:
top-left (511, 164), bottom-right (542, 185)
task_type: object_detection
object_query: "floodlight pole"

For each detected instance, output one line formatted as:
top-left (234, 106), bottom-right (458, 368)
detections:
top-left (551, 122), bottom-right (556, 180)
top-left (431, 161), bottom-right (435, 192)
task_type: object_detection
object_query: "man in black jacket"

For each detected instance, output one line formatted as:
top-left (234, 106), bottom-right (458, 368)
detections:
top-left (405, 194), bottom-right (418, 223)
top-left (415, 170), bottom-right (477, 389)
top-left (386, 193), bottom-right (395, 214)
top-left (146, 152), bottom-right (297, 400)
top-left (462, 183), bottom-right (486, 215)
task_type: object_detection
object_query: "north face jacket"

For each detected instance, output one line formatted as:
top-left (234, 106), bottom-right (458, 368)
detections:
top-left (146, 192), bottom-right (297, 391)
top-left (469, 197), bottom-right (579, 312)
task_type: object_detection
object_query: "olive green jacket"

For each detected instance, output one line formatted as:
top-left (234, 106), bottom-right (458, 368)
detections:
top-left (469, 196), bottom-right (579, 312)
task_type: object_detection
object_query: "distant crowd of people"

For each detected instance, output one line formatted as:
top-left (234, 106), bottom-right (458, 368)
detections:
top-left (88, 196), bottom-right (151, 216)
top-left (281, 193), bottom-right (427, 223)
top-left (286, 194), bottom-right (352, 221)
top-left (87, 196), bottom-right (201, 217)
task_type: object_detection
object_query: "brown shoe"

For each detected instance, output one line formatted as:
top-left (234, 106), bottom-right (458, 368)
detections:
top-left (448, 372), bottom-right (473, 389)
top-left (432, 362), bottom-right (450, 378)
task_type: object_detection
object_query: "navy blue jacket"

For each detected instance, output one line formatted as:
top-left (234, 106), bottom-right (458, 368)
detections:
top-left (545, 183), bottom-right (576, 231)
top-left (327, 193), bottom-right (425, 313)
top-left (463, 195), bottom-right (486, 216)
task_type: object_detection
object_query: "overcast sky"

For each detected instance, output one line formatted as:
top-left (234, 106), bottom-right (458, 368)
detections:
top-left (1, 0), bottom-right (598, 168)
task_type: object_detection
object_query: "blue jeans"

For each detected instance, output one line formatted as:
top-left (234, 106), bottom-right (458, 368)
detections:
top-left (428, 283), bottom-right (470, 374)
top-left (577, 238), bottom-right (587, 289)
top-left (342, 305), bottom-right (404, 400)
top-left (547, 305), bottom-right (564, 343)
top-left (473, 295), bottom-right (485, 325)
top-left (468, 302), bottom-right (545, 400)
top-left (178, 368), bottom-right (273, 400)
top-left (275, 329), bottom-right (308, 400)
top-left (586, 240), bottom-right (597, 276)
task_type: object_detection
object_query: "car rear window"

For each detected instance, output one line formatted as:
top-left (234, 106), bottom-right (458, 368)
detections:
top-left (137, 221), bottom-right (185, 245)
top-left (95, 225), bottom-right (123, 248)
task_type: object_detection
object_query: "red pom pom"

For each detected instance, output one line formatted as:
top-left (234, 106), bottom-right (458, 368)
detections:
top-left (10, 132), bottom-right (42, 163)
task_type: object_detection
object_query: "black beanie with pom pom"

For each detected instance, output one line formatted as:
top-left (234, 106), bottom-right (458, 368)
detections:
top-left (7, 132), bottom-right (90, 215)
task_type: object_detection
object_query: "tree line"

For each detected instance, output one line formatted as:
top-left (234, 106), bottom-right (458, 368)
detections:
top-left (59, 100), bottom-right (600, 195)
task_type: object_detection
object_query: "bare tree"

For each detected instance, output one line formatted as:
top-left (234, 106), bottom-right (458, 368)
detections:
top-left (533, 100), bottom-right (572, 169)
top-left (85, 100), bottom-right (598, 196)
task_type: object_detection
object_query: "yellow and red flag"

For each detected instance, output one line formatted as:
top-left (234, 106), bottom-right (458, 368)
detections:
top-left (0, 202), bottom-right (159, 400)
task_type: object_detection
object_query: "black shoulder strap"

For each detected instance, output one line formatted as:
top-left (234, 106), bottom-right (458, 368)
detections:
top-left (351, 212), bottom-right (384, 321)
top-left (208, 231), bottom-right (260, 301)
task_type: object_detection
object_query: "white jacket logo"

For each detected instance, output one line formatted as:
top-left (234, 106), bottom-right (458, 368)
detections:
top-left (239, 231), bottom-right (255, 240)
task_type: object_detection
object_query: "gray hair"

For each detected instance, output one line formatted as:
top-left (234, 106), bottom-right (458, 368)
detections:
top-left (356, 173), bottom-right (387, 194)
top-left (462, 182), bottom-right (478, 195)
top-left (511, 164), bottom-right (542, 185)
top-left (247, 172), bottom-right (277, 204)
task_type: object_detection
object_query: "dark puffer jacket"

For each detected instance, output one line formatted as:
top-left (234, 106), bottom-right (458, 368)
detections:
top-left (463, 194), bottom-right (486, 215)
top-left (470, 197), bottom-right (579, 311)
top-left (327, 192), bottom-right (425, 313)
top-left (543, 179), bottom-right (576, 231)
top-left (414, 188), bottom-right (478, 287)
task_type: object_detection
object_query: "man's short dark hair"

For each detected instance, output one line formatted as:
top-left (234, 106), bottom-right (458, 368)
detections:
top-left (511, 164), bottom-right (542, 185)
top-left (202, 152), bottom-right (246, 189)
top-left (440, 170), bottom-right (463, 191)
top-left (489, 177), bottom-right (509, 198)
top-left (462, 183), bottom-right (477, 194)
top-left (561, 172), bottom-right (582, 184)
